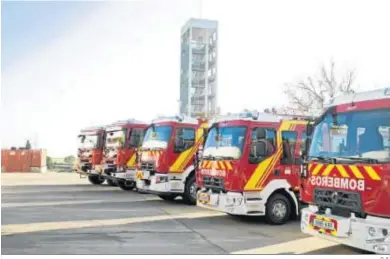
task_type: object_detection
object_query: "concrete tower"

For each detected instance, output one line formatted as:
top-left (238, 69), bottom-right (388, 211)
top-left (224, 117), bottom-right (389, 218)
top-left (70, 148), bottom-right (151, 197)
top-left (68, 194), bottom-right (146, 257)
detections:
top-left (179, 18), bottom-right (218, 118)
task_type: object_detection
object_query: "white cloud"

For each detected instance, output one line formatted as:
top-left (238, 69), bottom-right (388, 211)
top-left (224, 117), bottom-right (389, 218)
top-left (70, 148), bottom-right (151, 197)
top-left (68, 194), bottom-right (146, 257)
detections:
top-left (2, 0), bottom-right (390, 156)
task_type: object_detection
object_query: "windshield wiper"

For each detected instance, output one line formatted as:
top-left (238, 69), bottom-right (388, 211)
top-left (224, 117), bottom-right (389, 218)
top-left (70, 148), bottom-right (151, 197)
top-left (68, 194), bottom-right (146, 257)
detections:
top-left (214, 156), bottom-right (236, 160)
top-left (309, 156), bottom-right (337, 164)
top-left (336, 156), bottom-right (379, 164)
top-left (202, 155), bottom-right (216, 160)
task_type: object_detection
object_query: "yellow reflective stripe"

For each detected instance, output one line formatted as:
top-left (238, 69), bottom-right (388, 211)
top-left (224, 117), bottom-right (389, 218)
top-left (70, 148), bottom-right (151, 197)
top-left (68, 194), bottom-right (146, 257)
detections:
top-left (349, 165), bottom-right (364, 179)
top-left (169, 148), bottom-right (193, 172)
top-left (364, 166), bottom-right (381, 181)
top-left (244, 155), bottom-right (275, 190)
top-left (225, 161), bottom-right (233, 170)
top-left (126, 153), bottom-right (137, 167)
top-left (335, 165), bottom-right (350, 178)
top-left (321, 165), bottom-right (334, 176)
top-left (311, 164), bottom-right (323, 176)
top-left (218, 161), bottom-right (225, 170)
top-left (308, 164), bottom-right (314, 171)
top-left (207, 161), bottom-right (213, 168)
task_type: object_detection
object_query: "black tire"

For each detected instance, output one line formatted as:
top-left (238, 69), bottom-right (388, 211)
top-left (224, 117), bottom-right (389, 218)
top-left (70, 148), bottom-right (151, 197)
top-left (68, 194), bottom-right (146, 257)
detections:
top-left (265, 193), bottom-right (292, 225)
top-left (182, 174), bottom-right (197, 205)
top-left (117, 180), bottom-right (136, 191)
top-left (88, 175), bottom-right (105, 185)
top-left (106, 178), bottom-right (117, 186)
top-left (158, 194), bottom-right (178, 201)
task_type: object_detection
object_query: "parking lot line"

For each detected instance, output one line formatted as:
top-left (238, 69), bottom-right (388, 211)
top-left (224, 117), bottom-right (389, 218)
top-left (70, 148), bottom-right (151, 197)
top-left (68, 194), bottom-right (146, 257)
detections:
top-left (1, 187), bottom-right (122, 194)
top-left (1, 197), bottom-right (159, 208)
top-left (231, 237), bottom-right (339, 254)
top-left (2, 211), bottom-right (225, 236)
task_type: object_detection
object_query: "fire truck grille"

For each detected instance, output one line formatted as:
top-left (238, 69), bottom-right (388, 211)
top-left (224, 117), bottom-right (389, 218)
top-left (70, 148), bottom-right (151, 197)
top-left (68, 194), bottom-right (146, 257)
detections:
top-left (314, 188), bottom-right (363, 215)
top-left (141, 162), bottom-right (155, 171)
top-left (203, 176), bottom-right (224, 191)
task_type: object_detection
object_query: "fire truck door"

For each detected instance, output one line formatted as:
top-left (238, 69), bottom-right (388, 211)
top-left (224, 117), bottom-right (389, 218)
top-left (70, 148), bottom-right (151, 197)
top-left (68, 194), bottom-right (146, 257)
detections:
top-left (278, 130), bottom-right (300, 188)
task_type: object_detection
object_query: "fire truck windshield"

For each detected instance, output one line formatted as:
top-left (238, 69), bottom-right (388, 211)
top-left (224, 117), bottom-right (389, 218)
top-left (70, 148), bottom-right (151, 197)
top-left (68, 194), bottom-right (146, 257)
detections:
top-left (203, 126), bottom-right (247, 159)
top-left (309, 108), bottom-right (390, 163)
top-left (142, 126), bottom-right (173, 149)
top-left (105, 130), bottom-right (126, 148)
top-left (78, 134), bottom-right (99, 149)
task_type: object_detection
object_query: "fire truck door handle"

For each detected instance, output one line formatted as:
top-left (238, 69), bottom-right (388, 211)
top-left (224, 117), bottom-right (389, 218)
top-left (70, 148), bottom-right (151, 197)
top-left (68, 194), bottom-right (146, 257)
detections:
top-left (274, 169), bottom-right (280, 176)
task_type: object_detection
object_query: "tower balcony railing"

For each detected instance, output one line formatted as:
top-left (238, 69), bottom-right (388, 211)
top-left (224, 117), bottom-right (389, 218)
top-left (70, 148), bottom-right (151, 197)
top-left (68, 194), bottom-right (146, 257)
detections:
top-left (192, 62), bottom-right (205, 71)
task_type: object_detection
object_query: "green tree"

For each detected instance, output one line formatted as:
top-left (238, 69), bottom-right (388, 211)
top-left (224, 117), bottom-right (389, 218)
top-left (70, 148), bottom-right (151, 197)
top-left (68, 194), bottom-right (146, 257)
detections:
top-left (25, 140), bottom-right (32, 150)
top-left (64, 155), bottom-right (76, 165)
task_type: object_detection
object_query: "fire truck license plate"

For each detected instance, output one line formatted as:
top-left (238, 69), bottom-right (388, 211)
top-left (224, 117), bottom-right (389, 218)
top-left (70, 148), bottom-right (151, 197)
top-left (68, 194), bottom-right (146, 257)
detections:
top-left (312, 218), bottom-right (335, 230)
top-left (198, 193), bottom-right (210, 204)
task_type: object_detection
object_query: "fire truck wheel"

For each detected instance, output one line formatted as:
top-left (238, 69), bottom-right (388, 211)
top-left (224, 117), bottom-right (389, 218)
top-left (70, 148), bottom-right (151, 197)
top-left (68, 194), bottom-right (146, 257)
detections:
top-left (88, 175), bottom-right (105, 185)
top-left (117, 180), bottom-right (135, 191)
top-left (106, 179), bottom-right (117, 186)
top-left (158, 194), bottom-right (178, 201)
top-left (265, 193), bottom-right (291, 225)
top-left (182, 174), bottom-right (197, 205)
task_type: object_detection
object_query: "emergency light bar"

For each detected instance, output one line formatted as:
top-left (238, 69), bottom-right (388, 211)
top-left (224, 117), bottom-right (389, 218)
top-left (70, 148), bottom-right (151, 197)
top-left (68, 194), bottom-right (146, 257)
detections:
top-left (152, 115), bottom-right (198, 124)
top-left (209, 110), bottom-right (281, 125)
top-left (111, 119), bottom-right (147, 125)
top-left (328, 87), bottom-right (390, 107)
top-left (81, 126), bottom-right (105, 132)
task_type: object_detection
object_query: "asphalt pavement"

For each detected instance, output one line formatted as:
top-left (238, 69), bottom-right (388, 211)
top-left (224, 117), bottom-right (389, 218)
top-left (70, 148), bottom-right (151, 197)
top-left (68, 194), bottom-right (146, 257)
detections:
top-left (1, 175), bottom-right (362, 255)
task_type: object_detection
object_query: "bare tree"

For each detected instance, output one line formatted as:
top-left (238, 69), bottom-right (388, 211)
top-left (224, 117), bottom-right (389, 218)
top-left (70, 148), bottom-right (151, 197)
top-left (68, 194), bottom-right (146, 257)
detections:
top-left (284, 60), bottom-right (357, 113)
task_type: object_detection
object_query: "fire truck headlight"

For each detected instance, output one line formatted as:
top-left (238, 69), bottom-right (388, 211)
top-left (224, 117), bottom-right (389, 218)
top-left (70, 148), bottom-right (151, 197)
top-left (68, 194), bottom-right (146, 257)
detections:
top-left (234, 198), bottom-right (243, 206)
top-left (368, 227), bottom-right (377, 237)
top-left (372, 244), bottom-right (388, 253)
top-left (156, 176), bottom-right (168, 184)
top-left (225, 196), bottom-right (233, 206)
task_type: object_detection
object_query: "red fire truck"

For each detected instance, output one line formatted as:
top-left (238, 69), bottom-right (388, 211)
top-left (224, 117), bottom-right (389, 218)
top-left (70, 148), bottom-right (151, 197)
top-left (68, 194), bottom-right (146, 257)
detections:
top-left (300, 88), bottom-right (390, 254)
top-left (136, 115), bottom-right (208, 204)
top-left (101, 119), bottom-right (148, 189)
top-left (74, 126), bottom-right (106, 185)
top-left (196, 111), bottom-right (310, 224)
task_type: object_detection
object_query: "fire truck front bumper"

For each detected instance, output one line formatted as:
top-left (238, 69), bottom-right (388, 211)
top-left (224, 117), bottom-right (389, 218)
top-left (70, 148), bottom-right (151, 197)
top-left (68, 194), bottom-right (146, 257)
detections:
top-left (110, 169), bottom-right (137, 181)
top-left (74, 163), bottom-right (103, 177)
top-left (136, 172), bottom-right (184, 195)
top-left (301, 206), bottom-right (390, 254)
top-left (196, 190), bottom-right (265, 216)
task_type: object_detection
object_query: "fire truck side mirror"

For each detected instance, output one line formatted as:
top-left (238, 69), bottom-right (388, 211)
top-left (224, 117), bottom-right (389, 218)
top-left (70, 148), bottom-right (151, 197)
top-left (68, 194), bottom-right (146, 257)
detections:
top-left (203, 128), bottom-right (208, 141)
top-left (306, 123), bottom-right (314, 136)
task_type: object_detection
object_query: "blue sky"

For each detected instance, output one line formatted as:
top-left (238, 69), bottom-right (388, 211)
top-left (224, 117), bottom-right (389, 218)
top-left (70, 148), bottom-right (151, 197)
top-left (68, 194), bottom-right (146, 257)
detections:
top-left (2, 1), bottom-right (98, 70)
top-left (2, 0), bottom-right (390, 157)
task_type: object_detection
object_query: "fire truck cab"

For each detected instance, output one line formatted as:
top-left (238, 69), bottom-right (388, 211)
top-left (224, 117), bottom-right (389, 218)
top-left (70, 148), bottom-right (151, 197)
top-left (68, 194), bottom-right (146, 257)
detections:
top-left (136, 115), bottom-right (207, 204)
top-left (196, 111), bottom-right (310, 224)
top-left (102, 119), bottom-right (148, 189)
top-left (300, 88), bottom-right (390, 254)
top-left (74, 126), bottom-right (106, 185)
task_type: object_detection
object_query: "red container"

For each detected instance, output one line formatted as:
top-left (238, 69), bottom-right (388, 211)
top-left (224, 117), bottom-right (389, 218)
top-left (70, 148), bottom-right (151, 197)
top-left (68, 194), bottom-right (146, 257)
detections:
top-left (1, 149), bottom-right (8, 170)
top-left (31, 150), bottom-right (46, 167)
top-left (1, 149), bottom-right (47, 173)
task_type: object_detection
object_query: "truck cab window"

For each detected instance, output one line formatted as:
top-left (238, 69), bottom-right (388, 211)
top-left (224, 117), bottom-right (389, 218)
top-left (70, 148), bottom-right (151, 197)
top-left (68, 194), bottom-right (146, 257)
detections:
top-left (300, 132), bottom-right (307, 154)
top-left (129, 129), bottom-right (145, 149)
top-left (175, 128), bottom-right (195, 153)
top-left (281, 131), bottom-right (298, 164)
top-left (249, 128), bottom-right (276, 164)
